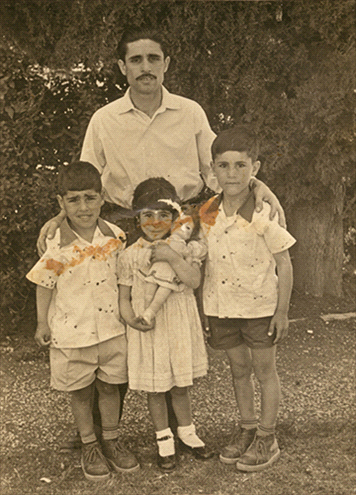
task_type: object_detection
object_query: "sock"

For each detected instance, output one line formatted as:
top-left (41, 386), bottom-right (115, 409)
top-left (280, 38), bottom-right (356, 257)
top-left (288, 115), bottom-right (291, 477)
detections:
top-left (177, 424), bottom-right (205, 448)
top-left (80, 432), bottom-right (97, 444)
top-left (241, 419), bottom-right (258, 430)
top-left (257, 424), bottom-right (275, 437)
top-left (102, 425), bottom-right (119, 441)
top-left (156, 428), bottom-right (175, 457)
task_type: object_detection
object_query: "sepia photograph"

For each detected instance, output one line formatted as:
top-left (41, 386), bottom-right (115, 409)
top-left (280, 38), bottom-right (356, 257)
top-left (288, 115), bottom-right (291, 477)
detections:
top-left (0, 1), bottom-right (355, 494)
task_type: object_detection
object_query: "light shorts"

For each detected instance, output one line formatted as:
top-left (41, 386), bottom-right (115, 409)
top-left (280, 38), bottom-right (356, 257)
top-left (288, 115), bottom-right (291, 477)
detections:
top-left (207, 316), bottom-right (274, 350)
top-left (50, 334), bottom-right (128, 392)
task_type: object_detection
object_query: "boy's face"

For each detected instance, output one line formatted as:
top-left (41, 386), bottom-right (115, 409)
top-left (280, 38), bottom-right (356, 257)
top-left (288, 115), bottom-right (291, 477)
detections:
top-left (57, 189), bottom-right (104, 233)
top-left (139, 209), bottom-right (173, 241)
top-left (118, 39), bottom-right (170, 96)
top-left (212, 151), bottom-right (260, 199)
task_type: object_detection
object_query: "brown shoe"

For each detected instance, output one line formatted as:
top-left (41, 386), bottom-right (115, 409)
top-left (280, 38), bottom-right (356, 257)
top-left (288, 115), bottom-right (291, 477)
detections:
top-left (219, 425), bottom-right (257, 464)
top-left (235, 433), bottom-right (280, 472)
top-left (101, 438), bottom-right (140, 473)
top-left (81, 441), bottom-right (110, 481)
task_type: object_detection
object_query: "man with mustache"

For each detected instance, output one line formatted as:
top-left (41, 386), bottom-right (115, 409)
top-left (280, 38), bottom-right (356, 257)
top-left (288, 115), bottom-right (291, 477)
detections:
top-left (38, 25), bottom-right (284, 457)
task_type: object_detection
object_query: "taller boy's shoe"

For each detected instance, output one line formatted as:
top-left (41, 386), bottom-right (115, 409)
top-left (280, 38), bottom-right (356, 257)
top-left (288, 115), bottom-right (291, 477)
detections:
top-left (101, 438), bottom-right (140, 473)
top-left (81, 441), bottom-right (111, 481)
top-left (219, 425), bottom-right (256, 464)
top-left (235, 433), bottom-right (280, 472)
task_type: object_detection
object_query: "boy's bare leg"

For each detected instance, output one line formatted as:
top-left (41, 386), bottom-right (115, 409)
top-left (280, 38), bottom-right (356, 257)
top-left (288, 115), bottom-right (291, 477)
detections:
top-left (220, 345), bottom-right (258, 464)
top-left (71, 384), bottom-right (96, 442)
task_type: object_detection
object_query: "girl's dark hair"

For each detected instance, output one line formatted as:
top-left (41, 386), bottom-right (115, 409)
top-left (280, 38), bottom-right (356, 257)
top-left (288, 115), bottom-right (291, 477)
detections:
top-left (132, 177), bottom-right (180, 217)
top-left (58, 161), bottom-right (102, 196)
top-left (211, 125), bottom-right (260, 162)
top-left (117, 26), bottom-right (168, 60)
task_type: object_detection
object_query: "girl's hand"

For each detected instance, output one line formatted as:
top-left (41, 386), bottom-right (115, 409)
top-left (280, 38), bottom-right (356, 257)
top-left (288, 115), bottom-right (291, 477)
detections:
top-left (268, 311), bottom-right (289, 344)
top-left (129, 316), bottom-right (155, 332)
top-left (150, 242), bottom-right (178, 264)
top-left (35, 323), bottom-right (51, 347)
top-left (251, 178), bottom-right (286, 228)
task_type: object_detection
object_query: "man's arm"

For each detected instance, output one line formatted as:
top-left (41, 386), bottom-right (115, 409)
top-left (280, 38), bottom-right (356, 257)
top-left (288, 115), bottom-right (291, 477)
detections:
top-left (250, 178), bottom-right (286, 228)
top-left (36, 210), bottom-right (66, 256)
top-left (268, 250), bottom-right (293, 344)
top-left (35, 285), bottom-right (53, 346)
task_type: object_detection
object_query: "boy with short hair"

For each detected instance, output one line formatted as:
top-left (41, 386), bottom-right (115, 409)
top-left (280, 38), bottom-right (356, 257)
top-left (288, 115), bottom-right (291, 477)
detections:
top-left (27, 161), bottom-right (139, 481)
top-left (199, 125), bottom-right (296, 472)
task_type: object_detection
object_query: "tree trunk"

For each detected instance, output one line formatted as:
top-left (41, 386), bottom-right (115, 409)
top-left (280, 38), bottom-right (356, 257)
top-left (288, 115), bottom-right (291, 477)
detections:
top-left (288, 191), bottom-right (344, 298)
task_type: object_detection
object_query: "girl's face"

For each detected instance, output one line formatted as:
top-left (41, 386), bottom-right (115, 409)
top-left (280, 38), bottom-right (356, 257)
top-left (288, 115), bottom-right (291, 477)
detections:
top-left (139, 208), bottom-right (173, 241)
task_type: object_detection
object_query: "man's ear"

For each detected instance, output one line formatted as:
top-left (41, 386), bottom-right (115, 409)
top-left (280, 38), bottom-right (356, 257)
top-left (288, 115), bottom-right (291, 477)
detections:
top-left (118, 59), bottom-right (126, 76)
top-left (211, 160), bottom-right (217, 176)
top-left (163, 56), bottom-right (170, 73)
top-left (56, 194), bottom-right (64, 210)
top-left (252, 160), bottom-right (261, 177)
top-left (100, 190), bottom-right (105, 207)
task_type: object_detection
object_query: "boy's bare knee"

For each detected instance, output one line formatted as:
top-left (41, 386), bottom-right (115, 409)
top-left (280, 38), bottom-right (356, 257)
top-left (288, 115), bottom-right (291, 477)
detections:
top-left (95, 379), bottom-right (118, 395)
top-left (230, 362), bottom-right (252, 380)
top-left (170, 386), bottom-right (188, 397)
top-left (253, 362), bottom-right (277, 382)
top-left (71, 384), bottom-right (93, 402)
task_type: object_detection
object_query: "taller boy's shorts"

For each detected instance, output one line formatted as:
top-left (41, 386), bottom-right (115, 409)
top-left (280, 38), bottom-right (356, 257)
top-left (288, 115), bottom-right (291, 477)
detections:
top-left (207, 316), bottom-right (274, 350)
top-left (50, 334), bottom-right (127, 392)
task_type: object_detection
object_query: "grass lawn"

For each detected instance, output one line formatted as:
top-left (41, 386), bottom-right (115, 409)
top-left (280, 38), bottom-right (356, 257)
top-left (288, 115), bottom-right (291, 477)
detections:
top-left (0, 286), bottom-right (355, 495)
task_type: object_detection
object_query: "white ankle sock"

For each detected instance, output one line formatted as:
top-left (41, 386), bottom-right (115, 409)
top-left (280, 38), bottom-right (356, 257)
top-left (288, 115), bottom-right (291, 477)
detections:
top-left (177, 424), bottom-right (205, 448)
top-left (156, 428), bottom-right (175, 457)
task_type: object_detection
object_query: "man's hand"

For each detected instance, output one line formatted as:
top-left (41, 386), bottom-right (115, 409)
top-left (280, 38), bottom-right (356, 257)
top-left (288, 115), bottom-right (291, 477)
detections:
top-left (251, 178), bottom-right (286, 228)
top-left (37, 211), bottom-right (66, 256)
top-left (35, 323), bottom-right (51, 347)
top-left (268, 311), bottom-right (289, 344)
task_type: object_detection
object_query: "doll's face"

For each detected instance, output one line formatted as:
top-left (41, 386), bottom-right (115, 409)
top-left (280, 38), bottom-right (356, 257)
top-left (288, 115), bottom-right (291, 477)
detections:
top-left (139, 209), bottom-right (173, 241)
top-left (171, 215), bottom-right (194, 239)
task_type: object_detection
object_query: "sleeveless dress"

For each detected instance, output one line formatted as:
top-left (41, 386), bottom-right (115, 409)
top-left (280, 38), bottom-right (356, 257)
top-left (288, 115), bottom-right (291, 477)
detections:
top-left (118, 237), bottom-right (208, 393)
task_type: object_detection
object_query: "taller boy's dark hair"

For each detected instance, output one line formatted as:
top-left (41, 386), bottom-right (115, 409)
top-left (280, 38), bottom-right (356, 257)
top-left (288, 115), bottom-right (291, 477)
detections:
top-left (117, 26), bottom-right (168, 60)
top-left (211, 125), bottom-right (260, 162)
top-left (58, 161), bottom-right (102, 196)
top-left (132, 177), bottom-right (180, 217)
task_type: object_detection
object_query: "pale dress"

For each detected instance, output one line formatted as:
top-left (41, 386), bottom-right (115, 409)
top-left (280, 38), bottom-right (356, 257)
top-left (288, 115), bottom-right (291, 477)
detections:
top-left (118, 237), bottom-right (208, 393)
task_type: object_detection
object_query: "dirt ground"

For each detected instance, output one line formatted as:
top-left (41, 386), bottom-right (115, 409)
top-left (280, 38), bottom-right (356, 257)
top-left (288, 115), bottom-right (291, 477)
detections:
top-left (0, 280), bottom-right (355, 495)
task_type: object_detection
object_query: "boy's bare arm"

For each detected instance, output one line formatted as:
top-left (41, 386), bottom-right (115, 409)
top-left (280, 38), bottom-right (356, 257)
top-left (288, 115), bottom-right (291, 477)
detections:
top-left (36, 210), bottom-right (67, 256)
top-left (119, 285), bottom-right (154, 332)
top-left (35, 285), bottom-right (53, 346)
top-left (268, 250), bottom-right (293, 344)
top-left (150, 242), bottom-right (201, 289)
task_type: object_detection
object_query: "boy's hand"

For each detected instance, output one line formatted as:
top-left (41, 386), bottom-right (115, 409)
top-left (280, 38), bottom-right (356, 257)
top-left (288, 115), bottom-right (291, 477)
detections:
top-left (268, 311), bottom-right (289, 344)
top-left (129, 316), bottom-right (155, 332)
top-left (35, 323), bottom-right (51, 347)
top-left (251, 178), bottom-right (286, 228)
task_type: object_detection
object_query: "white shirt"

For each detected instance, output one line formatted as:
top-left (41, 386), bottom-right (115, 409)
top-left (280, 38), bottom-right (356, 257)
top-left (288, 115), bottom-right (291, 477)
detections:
top-left (200, 195), bottom-right (296, 319)
top-left (80, 86), bottom-right (218, 208)
top-left (26, 219), bottom-right (126, 348)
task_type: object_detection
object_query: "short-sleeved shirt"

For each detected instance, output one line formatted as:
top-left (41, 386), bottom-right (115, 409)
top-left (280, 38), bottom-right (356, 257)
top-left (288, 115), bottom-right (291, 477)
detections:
top-left (26, 218), bottom-right (126, 348)
top-left (200, 193), bottom-right (296, 319)
top-left (80, 86), bottom-right (218, 208)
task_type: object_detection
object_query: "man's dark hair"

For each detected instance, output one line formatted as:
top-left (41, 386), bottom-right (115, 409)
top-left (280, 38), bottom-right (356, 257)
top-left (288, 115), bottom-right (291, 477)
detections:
top-left (117, 26), bottom-right (168, 60)
top-left (58, 161), bottom-right (102, 196)
top-left (211, 125), bottom-right (260, 162)
top-left (132, 177), bottom-right (180, 217)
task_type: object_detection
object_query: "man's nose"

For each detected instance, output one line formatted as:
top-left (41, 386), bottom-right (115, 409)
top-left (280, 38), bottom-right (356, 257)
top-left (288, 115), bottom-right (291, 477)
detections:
top-left (142, 57), bottom-right (151, 72)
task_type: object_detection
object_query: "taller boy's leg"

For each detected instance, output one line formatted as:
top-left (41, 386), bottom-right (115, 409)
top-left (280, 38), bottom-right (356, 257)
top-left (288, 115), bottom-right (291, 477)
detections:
top-left (96, 379), bottom-right (139, 473)
top-left (220, 344), bottom-right (258, 464)
top-left (236, 346), bottom-right (281, 472)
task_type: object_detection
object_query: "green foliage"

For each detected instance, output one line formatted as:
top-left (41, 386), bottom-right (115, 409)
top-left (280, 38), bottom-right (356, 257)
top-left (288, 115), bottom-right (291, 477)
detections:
top-left (0, 0), bottom-right (355, 330)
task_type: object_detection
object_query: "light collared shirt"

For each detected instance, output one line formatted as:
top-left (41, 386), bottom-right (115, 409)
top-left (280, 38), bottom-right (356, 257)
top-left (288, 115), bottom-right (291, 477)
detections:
top-left (80, 86), bottom-right (218, 208)
top-left (26, 219), bottom-right (126, 348)
top-left (200, 194), bottom-right (296, 319)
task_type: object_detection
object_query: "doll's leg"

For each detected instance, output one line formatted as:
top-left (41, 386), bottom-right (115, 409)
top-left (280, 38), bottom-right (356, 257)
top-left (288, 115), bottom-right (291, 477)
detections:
top-left (142, 286), bottom-right (172, 324)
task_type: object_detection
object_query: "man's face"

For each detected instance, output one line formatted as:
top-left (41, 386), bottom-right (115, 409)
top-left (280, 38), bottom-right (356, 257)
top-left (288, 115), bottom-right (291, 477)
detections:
top-left (118, 39), bottom-right (170, 96)
top-left (57, 189), bottom-right (104, 234)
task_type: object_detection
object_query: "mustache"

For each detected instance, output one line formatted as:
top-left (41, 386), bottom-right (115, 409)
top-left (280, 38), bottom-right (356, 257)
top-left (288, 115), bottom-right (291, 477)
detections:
top-left (137, 73), bottom-right (157, 80)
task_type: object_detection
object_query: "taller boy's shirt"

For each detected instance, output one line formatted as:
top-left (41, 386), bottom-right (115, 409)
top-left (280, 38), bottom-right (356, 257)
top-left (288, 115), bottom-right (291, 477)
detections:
top-left (199, 194), bottom-right (296, 319)
top-left (26, 219), bottom-right (126, 348)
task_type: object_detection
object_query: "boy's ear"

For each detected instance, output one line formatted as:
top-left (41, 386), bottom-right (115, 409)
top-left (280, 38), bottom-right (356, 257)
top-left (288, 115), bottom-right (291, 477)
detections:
top-left (56, 194), bottom-right (65, 210)
top-left (252, 160), bottom-right (261, 177)
top-left (100, 189), bottom-right (105, 206)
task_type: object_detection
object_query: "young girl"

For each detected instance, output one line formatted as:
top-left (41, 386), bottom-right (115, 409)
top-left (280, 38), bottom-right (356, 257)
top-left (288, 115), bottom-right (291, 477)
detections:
top-left (118, 178), bottom-right (213, 472)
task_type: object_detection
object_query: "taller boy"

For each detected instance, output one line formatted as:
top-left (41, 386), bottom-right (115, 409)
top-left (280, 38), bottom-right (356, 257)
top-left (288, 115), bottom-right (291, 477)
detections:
top-left (200, 126), bottom-right (296, 471)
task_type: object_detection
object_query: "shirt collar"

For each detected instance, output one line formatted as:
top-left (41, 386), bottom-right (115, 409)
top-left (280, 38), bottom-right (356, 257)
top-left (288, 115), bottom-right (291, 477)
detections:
top-left (59, 218), bottom-right (116, 248)
top-left (200, 190), bottom-right (255, 226)
top-left (117, 86), bottom-right (180, 115)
